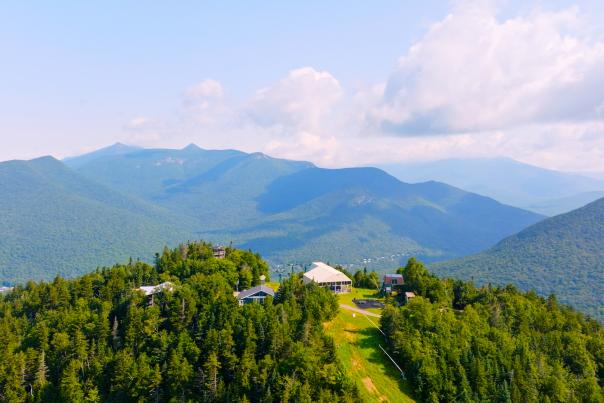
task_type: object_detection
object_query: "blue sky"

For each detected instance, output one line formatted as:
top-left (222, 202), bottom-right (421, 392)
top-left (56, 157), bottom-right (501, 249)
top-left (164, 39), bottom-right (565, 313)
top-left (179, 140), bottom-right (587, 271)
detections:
top-left (2, 1), bottom-right (604, 171)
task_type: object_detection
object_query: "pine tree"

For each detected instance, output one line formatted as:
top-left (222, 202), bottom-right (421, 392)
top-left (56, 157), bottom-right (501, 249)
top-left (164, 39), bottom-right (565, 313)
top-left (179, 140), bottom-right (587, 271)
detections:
top-left (204, 352), bottom-right (221, 399)
top-left (34, 350), bottom-right (48, 392)
top-left (60, 360), bottom-right (85, 402)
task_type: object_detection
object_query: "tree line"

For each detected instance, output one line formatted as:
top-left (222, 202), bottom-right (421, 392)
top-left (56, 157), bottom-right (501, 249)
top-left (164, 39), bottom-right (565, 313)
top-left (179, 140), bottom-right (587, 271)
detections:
top-left (0, 242), bottom-right (358, 402)
top-left (2, 242), bottom-right (602, 402)
top-left (381, 258), bottom-right (604, 402)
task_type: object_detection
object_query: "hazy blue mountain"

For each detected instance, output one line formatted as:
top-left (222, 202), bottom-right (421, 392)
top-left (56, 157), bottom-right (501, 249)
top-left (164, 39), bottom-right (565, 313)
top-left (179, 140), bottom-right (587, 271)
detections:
top-left (0, 145), bottom-right (544, 282)
top-left (69, 146), bottom-right (543, 270)
top-left (0, 156), bottom-right (193, 283)
top-left (71, 145), bottom-right (314, 229)
top-left (63, 142), bottom-right (142, 168)
top-left (434, 197), bottom-right (604, 321)
top-left (527, 190), bottom-right (604, 216)
top-left (378, 158), bottom-right (604, 215)
top-left (234, 167), bottom-right (543, 268)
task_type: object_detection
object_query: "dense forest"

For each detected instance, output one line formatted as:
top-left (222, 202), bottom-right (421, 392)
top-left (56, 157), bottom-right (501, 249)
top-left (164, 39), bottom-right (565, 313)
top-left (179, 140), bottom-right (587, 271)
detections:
top-left (0, 145), bottom-right (544, 283)
top-left (383, 258), bottom-right (604, 402)
top-left (1, 243), bottom-right (603, 402)
top-left (0, 242), bottom-right (357, 402)
top-left (435, 196), bottom-right (604, 321)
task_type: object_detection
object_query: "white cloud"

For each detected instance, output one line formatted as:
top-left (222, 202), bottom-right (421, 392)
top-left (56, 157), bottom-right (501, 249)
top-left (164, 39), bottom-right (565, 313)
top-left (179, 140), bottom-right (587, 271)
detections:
top-left (123, 116), bottom-right (163, 144)
top-left (182, 79), bottom-right (231, 126)
top-left (120, 3), bottom-right (604, 172)
top-left (368, 4), bottom-right (604, 134)
top-left (264, 131), bottom-right (341, 165)
top-left (124, 116), bottom-right (154, 130)
top-left (245, 67), bottom-right (343, 134)
top-left (184, 79), bottom-right (224, 100)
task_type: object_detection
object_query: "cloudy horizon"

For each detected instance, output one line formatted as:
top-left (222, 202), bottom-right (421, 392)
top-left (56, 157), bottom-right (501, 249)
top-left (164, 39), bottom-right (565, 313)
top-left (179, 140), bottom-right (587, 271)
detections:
top-left (2, 1), bottom-right (604, 172)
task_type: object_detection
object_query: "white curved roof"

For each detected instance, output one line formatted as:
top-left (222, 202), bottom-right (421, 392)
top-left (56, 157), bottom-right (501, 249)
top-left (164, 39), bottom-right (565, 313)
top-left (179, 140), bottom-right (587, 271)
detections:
top-left (136, 281), bottom-right (174, 296)
top-left (303, 262), bottom-right (351, 283)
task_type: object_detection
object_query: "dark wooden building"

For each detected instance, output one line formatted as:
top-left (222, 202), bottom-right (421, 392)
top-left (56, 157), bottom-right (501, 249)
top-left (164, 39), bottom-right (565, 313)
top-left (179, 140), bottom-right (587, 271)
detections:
top-left (381, 273), bottom-right (404, 294)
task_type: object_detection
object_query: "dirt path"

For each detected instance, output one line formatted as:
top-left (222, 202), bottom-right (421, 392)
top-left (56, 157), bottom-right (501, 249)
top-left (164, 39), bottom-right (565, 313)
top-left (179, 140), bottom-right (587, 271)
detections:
top-left (340, 304), bottom-right (382, 318)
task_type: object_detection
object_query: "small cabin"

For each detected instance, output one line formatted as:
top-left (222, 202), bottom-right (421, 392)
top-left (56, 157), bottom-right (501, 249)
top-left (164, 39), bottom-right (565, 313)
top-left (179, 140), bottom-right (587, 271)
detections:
top-left (235, 285), bottom-right (275, 306)
top-left (404, 291), bottom-right (416, 303)
top-left (212, 246), bottom-right (226, 259)
top-left (381, 274), bottom-right (404, 294)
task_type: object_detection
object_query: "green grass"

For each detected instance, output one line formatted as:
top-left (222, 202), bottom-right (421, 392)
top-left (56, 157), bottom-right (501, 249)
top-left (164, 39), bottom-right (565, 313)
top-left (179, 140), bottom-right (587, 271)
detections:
top-left (325, 289), bottom-right (415, 402)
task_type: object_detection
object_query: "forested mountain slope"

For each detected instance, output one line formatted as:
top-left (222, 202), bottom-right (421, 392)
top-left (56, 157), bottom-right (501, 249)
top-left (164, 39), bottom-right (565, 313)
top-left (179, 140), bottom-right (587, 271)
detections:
top-left (0, 145), bottom-right (545, 283)
top-left (63, 142), bottom-right (142, 168)
top-left (67, 145), bottom-right (543, 270)
top-left (382, 258), bottom-right (604, 402)
top-left (0, 156), bottom-right (193, 283)
top-left (0, 243), bottom-right (357, 402)
top-left (239, 167), bottom-right (542, 265)
top-left (1, 245), bottom-right (602, 402)
top-left (434, 197), bottom-right (604, 321)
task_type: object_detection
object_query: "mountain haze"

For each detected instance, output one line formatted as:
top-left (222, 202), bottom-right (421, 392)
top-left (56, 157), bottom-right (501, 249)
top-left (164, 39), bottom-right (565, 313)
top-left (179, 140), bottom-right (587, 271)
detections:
top-left (67, 145), bottom-right (543, 270)
top-left (434, 197), bottom-right (604, 321)
top-left (63, 142), bottom-right (142, 168)
top-left (0, 145), bottom-right (545, 283)
top-left (379, 158), bottom-right (604, 215)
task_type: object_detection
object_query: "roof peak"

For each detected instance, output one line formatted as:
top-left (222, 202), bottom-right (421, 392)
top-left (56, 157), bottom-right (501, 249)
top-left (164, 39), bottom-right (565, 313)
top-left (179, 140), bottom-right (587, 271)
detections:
top-left (304, 262), bottom-right (351, 283)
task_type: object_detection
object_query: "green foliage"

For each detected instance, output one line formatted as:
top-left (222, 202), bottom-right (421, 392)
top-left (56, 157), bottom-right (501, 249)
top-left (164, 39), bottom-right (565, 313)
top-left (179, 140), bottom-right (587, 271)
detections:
top-left (0, 147), bottom-right (543, 283)
top-left (382, 258), bottom-right (604, 402)
top-left (0, 157), bottom-right (193, 284)
top-left (435, 197), bottom-right (604, 321)
top-left (0, 242), bottom-right (358, 402)
top-left (351, 268), bottom-right (380, 289)
top-left (398, 258), bottom-right (451, 304)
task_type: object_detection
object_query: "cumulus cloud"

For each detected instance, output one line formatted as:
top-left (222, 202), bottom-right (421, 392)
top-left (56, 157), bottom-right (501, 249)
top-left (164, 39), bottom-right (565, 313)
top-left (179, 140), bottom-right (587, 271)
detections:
top-left (123, 3), bottom-right (604, 171)
top-left (184, 79), bottom-right (224, 101)
top-left (123, 116), bottom-right (163, 144)
top-left (182, 79), bottom-right (231, 126)
top-left (245, 67), bottom-right (343, 134)
top-left (368, 4), bottom-right (604, 134)
top-left (124, 116), bottom-right (154, 130)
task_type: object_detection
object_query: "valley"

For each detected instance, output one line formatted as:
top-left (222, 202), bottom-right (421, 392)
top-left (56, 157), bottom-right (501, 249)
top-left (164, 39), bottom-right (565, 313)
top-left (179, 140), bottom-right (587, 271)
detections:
top-left (0, 144), bottom-right (542, 283)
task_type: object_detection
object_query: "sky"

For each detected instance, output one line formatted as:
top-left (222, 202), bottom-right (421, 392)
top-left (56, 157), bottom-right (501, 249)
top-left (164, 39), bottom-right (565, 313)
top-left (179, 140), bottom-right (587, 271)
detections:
top-left (2, 0), bottom-right (604, 171)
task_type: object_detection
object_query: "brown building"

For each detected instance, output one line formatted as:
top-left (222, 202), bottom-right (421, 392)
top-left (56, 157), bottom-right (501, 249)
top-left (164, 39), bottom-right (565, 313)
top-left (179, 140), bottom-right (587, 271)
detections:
top-left (212, 246), bottom-right (226, 259)
top-left (381, 273), bottom-right (404, 294)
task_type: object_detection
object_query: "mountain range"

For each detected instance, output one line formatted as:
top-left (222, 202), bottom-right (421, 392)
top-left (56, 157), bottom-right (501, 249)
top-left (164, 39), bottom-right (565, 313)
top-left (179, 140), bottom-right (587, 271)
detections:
top-left (0, 144), bottom-right (542, 283)
top-left (0, 156), bottom-right (192, 283)
top-left (378, 158), bottom-right (604, 216)
top-left (434, 197), bottom-right (604, 321)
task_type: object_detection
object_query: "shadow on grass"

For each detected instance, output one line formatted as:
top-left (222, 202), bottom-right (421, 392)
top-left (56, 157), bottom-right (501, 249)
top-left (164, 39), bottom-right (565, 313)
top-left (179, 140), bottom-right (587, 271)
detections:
top-left (357, 289), bottom-right (382, 299)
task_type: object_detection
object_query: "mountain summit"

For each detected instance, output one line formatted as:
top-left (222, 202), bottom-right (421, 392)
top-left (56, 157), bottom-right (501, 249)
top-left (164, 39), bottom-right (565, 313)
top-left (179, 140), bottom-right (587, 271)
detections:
top-left (0, 145), bottom-right (544, 282)
top-left (64, 142), bottom-right (142, 168)
top-left (66, 145), bottom-right (542, 269)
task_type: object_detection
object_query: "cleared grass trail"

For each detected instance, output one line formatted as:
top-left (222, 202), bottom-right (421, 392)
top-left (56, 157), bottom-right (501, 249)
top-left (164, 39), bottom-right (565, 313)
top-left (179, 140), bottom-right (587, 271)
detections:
top-left (325, 289), bottom-right (415, 403)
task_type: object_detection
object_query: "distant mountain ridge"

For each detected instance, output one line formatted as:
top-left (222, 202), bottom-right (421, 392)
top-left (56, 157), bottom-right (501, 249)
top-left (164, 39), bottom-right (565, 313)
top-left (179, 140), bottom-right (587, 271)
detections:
top-left (63, 142), bottom-right (142, 168)
top-left (0, 144), bottom-right (543, 283)
top-left (65, 144), bottom-right (542, 269)
top-left (379, 158), bottom-right (604, 215)
top-left (434, 197), bottom-right (604, 321)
